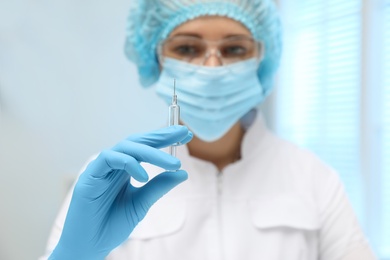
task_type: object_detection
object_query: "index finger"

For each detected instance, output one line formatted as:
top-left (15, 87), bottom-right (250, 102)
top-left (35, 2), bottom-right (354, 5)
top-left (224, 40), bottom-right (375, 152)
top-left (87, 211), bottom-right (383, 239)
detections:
top-left (126, 125), bottom-right (191, 148)
top-left (113, 140), bottom-right (181, 170)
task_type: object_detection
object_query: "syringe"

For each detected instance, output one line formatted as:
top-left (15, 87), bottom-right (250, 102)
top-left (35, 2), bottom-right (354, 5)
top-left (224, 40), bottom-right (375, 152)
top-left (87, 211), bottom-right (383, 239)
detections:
top-left (169, 79), bottom-right (180, 157)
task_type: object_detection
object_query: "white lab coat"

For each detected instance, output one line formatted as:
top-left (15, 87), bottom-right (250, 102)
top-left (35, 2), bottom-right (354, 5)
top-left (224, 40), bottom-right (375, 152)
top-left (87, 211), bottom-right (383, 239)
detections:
top-left (41, 116), bottom-right (376, 260)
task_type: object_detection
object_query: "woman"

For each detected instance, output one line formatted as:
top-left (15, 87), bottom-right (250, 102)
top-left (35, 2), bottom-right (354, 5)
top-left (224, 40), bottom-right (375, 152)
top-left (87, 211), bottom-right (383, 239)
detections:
top-left (42, 1), bottom-right (376, 259)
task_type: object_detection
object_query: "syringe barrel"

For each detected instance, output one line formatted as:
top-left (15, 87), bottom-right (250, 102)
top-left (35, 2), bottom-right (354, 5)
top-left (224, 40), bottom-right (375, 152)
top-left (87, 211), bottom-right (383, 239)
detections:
top-left (169, 104), bottom-right (180, 157)
top-left (169, 146), bottom-right (177, 157)
top-left (169, 104), bottom-right (180, 126)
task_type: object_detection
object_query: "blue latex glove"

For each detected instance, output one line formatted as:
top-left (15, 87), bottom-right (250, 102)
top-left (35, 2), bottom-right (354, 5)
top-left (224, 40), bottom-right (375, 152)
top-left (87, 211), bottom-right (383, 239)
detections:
top-left (49, 125), bottom-right (193, 260)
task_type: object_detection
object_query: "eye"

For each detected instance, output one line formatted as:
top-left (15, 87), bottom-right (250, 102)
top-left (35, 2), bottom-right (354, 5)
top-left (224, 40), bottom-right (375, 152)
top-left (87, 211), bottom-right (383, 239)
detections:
top-left (221, 45), bottom-right (248, 57)
top-left (173, 45), bottom-right (201, 57)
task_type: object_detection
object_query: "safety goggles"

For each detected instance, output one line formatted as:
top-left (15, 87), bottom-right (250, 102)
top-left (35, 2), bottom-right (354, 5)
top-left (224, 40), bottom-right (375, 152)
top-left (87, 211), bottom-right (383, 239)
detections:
top-left (158, 35), bottom-right (264, 66)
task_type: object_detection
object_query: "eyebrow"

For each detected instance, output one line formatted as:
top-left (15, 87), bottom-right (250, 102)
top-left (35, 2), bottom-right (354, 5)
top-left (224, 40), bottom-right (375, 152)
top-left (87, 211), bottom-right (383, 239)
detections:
top-left (170, 32), bottom-right (251, 39)
top-left (223, 33), bottom-right (251, 38)
top-left (171, 33), bottom-right (202, 38)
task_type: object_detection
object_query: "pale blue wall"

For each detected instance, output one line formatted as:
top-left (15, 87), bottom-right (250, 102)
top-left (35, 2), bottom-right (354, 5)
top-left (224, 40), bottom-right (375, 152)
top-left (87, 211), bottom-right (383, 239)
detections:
top-left (0, 1), bottom-right (167, 259)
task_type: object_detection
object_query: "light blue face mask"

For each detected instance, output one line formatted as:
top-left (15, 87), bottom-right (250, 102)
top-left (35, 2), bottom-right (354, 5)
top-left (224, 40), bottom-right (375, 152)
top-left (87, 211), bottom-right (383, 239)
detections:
top-left (155, 58), bottom-right (265, 142)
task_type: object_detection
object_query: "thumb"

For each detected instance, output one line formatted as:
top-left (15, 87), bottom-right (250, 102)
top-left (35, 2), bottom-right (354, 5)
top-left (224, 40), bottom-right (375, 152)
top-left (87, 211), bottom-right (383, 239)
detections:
top-left (135, 170), bottom-right (188, 209)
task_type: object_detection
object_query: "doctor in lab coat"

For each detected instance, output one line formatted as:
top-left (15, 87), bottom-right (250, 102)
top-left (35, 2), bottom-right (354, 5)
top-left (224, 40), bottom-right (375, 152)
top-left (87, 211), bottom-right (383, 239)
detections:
top-left (41, 0), bottom-right (376, 259)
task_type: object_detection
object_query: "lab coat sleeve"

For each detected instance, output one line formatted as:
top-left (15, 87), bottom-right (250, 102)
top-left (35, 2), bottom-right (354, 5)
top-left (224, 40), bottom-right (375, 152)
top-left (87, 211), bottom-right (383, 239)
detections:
top-left (38, 186), bottom-right (73, 260)
top-left (316, 168), bottom-right (377, 260)
top-left (39, 156), bottom-right (96, 260)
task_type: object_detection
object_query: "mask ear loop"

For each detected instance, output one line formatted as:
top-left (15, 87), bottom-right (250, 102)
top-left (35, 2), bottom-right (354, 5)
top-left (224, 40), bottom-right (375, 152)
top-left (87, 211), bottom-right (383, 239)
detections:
top-left (256, 41), bottom-right (265, 65)
top-left (156, 41), bottom-right (165, 68)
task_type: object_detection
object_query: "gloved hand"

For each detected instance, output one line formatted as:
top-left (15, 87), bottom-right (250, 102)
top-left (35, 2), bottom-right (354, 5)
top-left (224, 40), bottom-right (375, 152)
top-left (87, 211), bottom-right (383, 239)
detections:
top-left (49, 125), bottom-right (193, 260)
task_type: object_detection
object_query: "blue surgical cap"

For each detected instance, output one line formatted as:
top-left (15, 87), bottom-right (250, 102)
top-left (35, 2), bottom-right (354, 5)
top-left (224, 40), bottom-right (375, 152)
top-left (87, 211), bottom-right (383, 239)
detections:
top-left (124, 0), bottom-right (282, 95)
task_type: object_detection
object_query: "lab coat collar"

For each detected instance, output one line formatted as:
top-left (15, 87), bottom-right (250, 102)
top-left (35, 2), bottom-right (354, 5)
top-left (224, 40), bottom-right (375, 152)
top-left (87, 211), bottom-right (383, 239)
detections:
top-left (241, 112), bottom-right (269, 160)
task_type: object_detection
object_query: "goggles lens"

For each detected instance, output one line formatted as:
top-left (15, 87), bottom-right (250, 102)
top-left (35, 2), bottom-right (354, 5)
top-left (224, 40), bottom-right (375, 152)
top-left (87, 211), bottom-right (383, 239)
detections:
top-left (159, 35), bottom-right (263, 66)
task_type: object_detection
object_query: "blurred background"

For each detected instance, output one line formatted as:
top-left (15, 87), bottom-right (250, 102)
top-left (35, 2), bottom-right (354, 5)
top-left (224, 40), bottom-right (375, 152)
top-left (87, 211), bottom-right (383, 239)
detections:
top-left (0, 0), bottom-right (389, 259)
